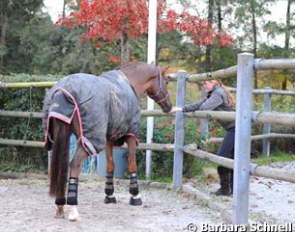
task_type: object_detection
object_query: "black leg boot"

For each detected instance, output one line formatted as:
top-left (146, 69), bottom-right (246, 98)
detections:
top-left (214, 166), bottom-right (232, 196)
top-left (230, 169), bottom-right (234, 195)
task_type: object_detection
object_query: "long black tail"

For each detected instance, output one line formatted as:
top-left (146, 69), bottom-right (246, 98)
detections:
top-left (49, 118), bottom-right (70, 198)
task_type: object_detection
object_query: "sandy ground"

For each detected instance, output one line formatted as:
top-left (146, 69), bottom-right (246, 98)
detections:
top-left (187, 161), bottom-right (295, 227)
top-left (0, 161), bottom-right (294, 232)
top-left (0, 174), bottom-right (220, 232)
top-left (194, 176), bottom-right (295, 224)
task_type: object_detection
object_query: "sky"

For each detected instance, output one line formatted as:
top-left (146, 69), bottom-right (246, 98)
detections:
top-left (43, 0), bottom-right (289, 46)
top-left (43, 0), bottom-right (64, 22)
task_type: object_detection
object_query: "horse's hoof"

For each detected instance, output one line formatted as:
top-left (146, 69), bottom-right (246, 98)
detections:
top-left (130, 196), bottom-right (142, 206)
top-left (68, 206), bottom-right (80, 221)
top-left (55, 211), bottom-right (65, 218)
top-left (104, 196), bottom-right (117, 204)
top-left (55, 206), bottom-right (65, 218)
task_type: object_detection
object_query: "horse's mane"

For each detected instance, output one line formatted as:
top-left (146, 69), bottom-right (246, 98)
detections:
top-left (115, 61), bottom-right (145, 70)
top-left (115, 61), bottom-right (160, 79)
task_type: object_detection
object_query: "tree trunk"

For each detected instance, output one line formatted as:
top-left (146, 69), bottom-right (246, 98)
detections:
top-left (217, 0), bottom-right (222, 31)
top-left (284, 0), bottom-right (291, 50)
top-left (121, 30), bottom-right (129, 65)
top-left (205, 0), bottom-right (214, 72)
top-left (282, 0), bottom-right (292, 90)
top-left (0, 12), bottom-right (8, 73)
top-left (250, 0), bottom-right (258, 88)
top-left (62, 0), bottom-right (66, 18)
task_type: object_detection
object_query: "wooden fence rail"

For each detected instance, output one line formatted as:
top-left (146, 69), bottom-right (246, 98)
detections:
top-left (0, 110), bottom-right (43, 118)
top-left (228, 87), bottom-right (295, 95)
top-left (184, 145), bottom-right (295, 183)
top-left (206, 133), bottom-right (295, 144)
top-left (1, 109), bottom-right (295, 126)
top-left (0, 138), bottom-right (174, 152)
top-left (0, 81), bottom-right (56, 88)
top-left (168, 58), bottom-right (295, 83)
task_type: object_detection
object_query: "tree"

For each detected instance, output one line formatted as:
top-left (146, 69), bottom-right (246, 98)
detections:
top-left (0, 0), bottom-right (44, 74)
top-left (58, 0), bottom-right (233, 65)
top-left (205, 0), bottom-right (214, 72)
top-left (234, 0), bottom-right (275, 88)
top-left (263, 0), bottom-right (295, 89)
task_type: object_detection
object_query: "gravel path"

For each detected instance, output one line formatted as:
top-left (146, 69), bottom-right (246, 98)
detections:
top-left (186, 161), bottom-right (295, 226)
top-left (0, 161), bottom-right (294, 231)
top-left (0, 173), bottom-right (220, 232)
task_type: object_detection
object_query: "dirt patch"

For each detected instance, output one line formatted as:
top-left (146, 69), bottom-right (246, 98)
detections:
top-left (187, 161), bottom-right (295, 225)
top-left (1, 161), bottom-right (294, 231)
top-left (0, 173), bottom-right (220, 232)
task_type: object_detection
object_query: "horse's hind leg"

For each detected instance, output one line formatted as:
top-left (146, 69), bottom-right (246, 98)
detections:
top-left (66, 141), bottom-right (86, 221)
top-left (55, 199), bottom-right (66, 218)
top-left (104, 141), bottom-right (117, 204)
top-left (54, 181), bottom-right (67, 219)
top-left (126, 136), bottom-right (142, 206)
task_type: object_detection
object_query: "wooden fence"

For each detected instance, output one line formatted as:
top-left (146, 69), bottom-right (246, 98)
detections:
top-left (169, 53), bottom-right (295, 224)
top-left (1, 53), bottom-right (295, 224)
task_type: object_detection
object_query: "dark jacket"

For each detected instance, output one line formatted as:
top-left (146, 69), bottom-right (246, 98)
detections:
top-left (182, 85), bottom-right (235, 130)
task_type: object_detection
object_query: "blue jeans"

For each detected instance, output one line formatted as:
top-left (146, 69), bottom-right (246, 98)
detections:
top-left (217, 126), bottom-right (235, 177)
top-left (217, 126), bottom-right (235, 159)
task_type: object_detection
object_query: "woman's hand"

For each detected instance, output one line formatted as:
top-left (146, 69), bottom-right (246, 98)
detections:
top-left (169, 106), bottom-right (182, 114)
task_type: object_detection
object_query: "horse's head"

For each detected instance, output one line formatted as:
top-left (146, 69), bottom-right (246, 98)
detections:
top-left (146, 65), bottom-right (172, 113)
top-left (118, 62), bottom-right (172, 113)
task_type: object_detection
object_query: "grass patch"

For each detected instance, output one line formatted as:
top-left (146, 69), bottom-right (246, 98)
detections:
top-left (0, 162), bottom-right (39, 173)
top-left (188, 157), bottom-right (217, 176)
top-left (252, 151), bottom-right (295, 166)
top-left (147, 175), bottom-right (173, 184)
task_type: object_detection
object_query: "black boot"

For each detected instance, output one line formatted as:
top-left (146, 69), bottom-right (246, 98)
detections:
top-left (214, 166), bottom-right (232, 196)
top-left (230, 169), bottom-right (234, 195)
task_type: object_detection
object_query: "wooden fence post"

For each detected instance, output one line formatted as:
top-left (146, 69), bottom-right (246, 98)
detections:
top-left (172, 70), bottom-right (187, 189)
top-left (200, 88), bottom-right (209, 143)
top-left (262, 87), bottom-right (271, 156)
top-left (233, 53), bottom-right (254, 224)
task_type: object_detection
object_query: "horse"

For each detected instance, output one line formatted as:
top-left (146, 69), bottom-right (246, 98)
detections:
top-left (42, 62), bottom-right (172, 221)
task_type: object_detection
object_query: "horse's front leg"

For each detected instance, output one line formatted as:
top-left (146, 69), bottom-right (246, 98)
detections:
top-left (104, 141), bottom-right (117, 203)
top-left (126, 136), bottom-right (142, 206)
top-left (67, 141), bottom-right (86, 221)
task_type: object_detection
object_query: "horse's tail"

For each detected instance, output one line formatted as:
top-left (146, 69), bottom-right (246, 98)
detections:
top-left (49, 118), bottom-right (70, 198)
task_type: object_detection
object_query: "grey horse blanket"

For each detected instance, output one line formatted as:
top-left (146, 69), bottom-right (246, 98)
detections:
top-left (42, 70), bottom-right (140, 155)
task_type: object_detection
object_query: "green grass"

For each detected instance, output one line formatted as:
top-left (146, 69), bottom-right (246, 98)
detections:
top-left (147, 174), bottom-right (173, 184)
top-left (252, 151), bottom-right (295, 166)
top-left (0, 162), bottom-right (39, 173)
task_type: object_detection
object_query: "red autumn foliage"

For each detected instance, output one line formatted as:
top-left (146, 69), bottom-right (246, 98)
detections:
top-left (107, 55), bottom-right (121, 64)
top-left (58, 0), bottom-right (233, 47)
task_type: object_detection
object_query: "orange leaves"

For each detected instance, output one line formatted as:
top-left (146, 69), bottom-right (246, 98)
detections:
top-left (75, 0), bottom-right (148, 40)
top-left (159, 9), bottom-right (233, 47)
top-left (158, 9), bottom-right (178, 32)
top-left (216, 31), bottom-right (233, 47)
top-left (108, 55), bottom-right (121, 64)
top-left (59, 0), bottom-right (233, 47)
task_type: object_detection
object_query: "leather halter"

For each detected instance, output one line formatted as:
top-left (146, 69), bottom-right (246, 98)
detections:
top-left (148, 67), bottom-right (170, 104)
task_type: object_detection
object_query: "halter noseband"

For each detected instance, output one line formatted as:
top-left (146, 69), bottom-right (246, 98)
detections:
top-left (148, 67), bottom-right (170, 104)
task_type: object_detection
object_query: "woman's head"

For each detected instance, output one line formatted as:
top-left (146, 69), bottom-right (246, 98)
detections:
top-left (202, 79), bottom-right (235, 108)
top-left (202, 80), bottom-right (219, 92)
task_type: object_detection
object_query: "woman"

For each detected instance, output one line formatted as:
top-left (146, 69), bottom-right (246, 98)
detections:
top-left (170, 80), bottom-right (235, 196)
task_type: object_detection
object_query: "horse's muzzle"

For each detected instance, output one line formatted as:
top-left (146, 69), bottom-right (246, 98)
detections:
top-left (162, 103), bottom-right (173, 113)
